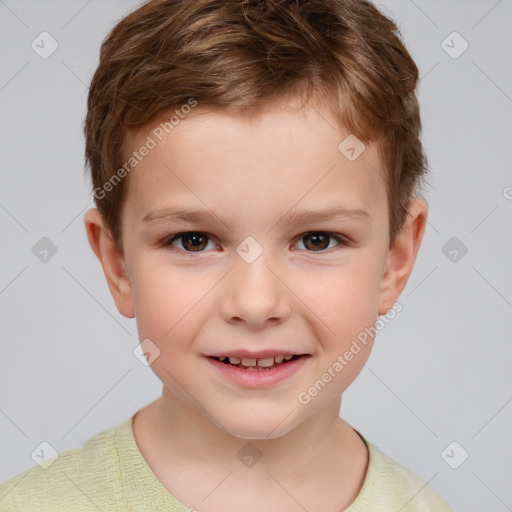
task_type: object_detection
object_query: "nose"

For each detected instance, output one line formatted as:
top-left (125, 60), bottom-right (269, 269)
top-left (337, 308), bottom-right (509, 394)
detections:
top-left (219, 251), bottom-right (292, 329)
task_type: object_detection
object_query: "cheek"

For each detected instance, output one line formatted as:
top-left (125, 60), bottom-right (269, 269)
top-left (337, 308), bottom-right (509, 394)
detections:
top-left (291, 258), bottom-right (383, 393)
top-left (131, 265), bottom-right (214, 384)
top-left (294, 256), bottom-right (382, 340)
top-left (131, 259), bottom-right (209, 345)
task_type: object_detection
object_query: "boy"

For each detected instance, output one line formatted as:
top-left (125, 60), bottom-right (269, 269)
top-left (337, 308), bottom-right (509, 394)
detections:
top-left (0, 0), bottom-right (454, 510)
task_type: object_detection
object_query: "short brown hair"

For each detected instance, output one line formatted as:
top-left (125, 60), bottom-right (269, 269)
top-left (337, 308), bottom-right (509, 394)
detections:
top-left (84, 0), bottom-right (428, 250)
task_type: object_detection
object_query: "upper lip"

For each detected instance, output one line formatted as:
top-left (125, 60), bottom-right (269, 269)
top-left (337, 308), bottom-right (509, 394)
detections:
top-left (207, 350), bottom-right (308, 359)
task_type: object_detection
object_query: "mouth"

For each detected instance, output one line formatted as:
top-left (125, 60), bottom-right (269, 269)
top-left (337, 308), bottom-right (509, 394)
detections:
top-left (208, 354), bottom-right (306, 371)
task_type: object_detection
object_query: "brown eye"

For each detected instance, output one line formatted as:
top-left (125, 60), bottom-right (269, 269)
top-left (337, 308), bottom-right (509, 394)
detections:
top-left (168, 232), bottom-right (213, 252)
top-left (303, 233), bottom-right (329, 250)
top-left (182, 233), bottom-right (208, 251)
top-left (297, 232), bottom-right (346, 252)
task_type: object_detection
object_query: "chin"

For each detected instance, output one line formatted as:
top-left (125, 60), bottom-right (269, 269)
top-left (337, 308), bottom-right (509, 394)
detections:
top-left (214, 409), bottom-right (298, 440)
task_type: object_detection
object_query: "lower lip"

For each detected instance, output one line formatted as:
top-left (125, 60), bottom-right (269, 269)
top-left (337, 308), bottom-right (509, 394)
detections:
top-left (206, 356), bottom-right (309, 388)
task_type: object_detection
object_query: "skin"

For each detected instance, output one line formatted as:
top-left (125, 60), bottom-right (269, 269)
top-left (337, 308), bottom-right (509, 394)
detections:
top-left (85, 95), bottom-right (427, 512)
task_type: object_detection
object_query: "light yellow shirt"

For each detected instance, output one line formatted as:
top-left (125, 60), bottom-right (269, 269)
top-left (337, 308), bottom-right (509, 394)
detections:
top-left (0, 414), bottom-right (453, 511)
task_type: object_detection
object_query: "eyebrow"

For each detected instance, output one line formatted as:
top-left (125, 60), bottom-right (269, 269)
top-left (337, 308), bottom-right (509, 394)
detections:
top-left (278, 205), bottom-right (371, 227)
top-left (142, 205), bottom-right (371, 228)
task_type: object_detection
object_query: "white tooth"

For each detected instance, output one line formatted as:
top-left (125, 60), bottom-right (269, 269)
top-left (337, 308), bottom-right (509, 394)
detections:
top-left (218, 356), bottom-right (227, 361)
top-left (241, 358), bottom-right (257, 366)
top-left (229, 357), bottom-right (241, 364)
top-left (274, 355), bottom-right (285, 364)
top-left (283, 355), bottom-right (293, 361)
top-left (257, 357), bottom-right (275, 367)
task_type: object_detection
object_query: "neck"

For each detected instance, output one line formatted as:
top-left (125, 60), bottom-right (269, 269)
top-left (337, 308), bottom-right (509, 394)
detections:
top-left (133, 386), bottom-right (368, 510)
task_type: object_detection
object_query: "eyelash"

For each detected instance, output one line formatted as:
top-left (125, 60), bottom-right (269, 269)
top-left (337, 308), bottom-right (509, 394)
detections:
top-left (161, 231), bottom-right (350, 255)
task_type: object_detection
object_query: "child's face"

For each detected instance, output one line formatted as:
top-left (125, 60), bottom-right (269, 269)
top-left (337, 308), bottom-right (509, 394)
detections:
top-left (89, 97), bottom-right (424, 439)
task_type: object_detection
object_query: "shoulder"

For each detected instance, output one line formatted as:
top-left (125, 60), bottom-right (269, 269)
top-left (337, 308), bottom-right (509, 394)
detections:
top-left (0, 420), bottom-right (127, 512)
top-left (347, 436), bottom-right (454, 512)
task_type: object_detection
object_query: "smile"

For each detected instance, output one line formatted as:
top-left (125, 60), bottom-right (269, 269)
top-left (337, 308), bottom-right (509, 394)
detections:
top-left (212, 354), bottom-right (298, 370)
top-left (206, 354), bottom-right (310, 388)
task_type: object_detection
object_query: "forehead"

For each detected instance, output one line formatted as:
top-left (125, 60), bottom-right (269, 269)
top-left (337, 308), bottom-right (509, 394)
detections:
top-left (122, 98), bottom-right (388, 229)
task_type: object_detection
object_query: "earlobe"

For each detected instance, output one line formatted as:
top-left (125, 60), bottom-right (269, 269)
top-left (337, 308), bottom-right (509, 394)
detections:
top-left (84, 208), bottom-right (135, 319)
top-left (378, 198), bottom-right (428, 316)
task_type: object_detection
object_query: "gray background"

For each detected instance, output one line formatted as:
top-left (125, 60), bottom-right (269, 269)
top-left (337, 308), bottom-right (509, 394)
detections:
top-left (1, 0), bottom-right (511, 510)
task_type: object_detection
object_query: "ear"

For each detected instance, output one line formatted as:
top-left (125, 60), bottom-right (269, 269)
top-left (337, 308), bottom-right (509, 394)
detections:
top-left (84, 208), bottom-right (135, 318)
top-left (378, 198), bottom-right (428, 315)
